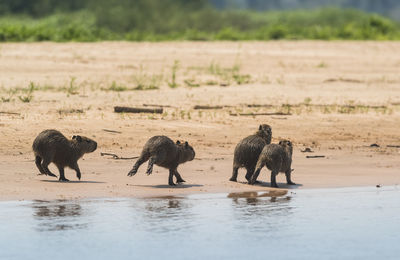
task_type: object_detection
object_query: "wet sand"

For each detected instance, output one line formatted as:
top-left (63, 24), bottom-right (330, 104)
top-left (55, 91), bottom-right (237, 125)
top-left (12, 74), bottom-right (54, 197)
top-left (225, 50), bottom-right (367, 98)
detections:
top-left (0, 41), bottom-right (399, 200)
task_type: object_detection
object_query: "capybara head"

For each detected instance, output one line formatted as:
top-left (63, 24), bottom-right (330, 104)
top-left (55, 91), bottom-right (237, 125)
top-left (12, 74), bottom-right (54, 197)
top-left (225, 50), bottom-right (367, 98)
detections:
top-left (176, 140), bottom-right (195, 162)
top-left (257, 124), bottom-right (272, 144)
top-left (72, 135), bottom-right (97, 153)
top-left (279, 140), bottom-right (293, 155)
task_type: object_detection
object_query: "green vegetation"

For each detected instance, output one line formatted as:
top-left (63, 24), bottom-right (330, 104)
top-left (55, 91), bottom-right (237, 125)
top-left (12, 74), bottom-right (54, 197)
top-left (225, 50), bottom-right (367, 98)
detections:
top-left (168, 60), bottom-right (180, 88)
top-left (0, 3), bottom-right (399, 41)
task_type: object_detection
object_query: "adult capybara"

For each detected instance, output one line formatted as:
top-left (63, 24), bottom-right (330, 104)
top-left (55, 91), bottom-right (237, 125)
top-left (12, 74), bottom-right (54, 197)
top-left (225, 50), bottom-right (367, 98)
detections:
top-left (127, 136), bottom-right (195, 186)
top-left (230, 124), bottom-right (272, 182)
top-left (32, 129), bottom-right (97, 181)
top-left (249, 140), bottom-right (295, 188)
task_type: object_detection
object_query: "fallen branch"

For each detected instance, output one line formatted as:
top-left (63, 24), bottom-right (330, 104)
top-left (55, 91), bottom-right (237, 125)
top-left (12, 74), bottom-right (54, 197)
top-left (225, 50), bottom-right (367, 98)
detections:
top-left (246, 104), bottom-right (274, 108)
top-left (0, 111), bottom-right (20, 115)
top-left (102, 129), bottom-right (122, 134)
top-left (324, 78), bottom-right (363, 83)
top-left (114, 106), bottom-right (163, 114)
top-left (143, 104), bottom-right (176, 108)
top-left (194, 105), bottom-right (224, 110)
top-left (230, 112), bottom-right (292, 116)
top-left (306, 155), bottom-right (325, 159)
top-left (387, 145), bottom-right (400, 148)
top-left (100, 152), bottom-right (138, 160)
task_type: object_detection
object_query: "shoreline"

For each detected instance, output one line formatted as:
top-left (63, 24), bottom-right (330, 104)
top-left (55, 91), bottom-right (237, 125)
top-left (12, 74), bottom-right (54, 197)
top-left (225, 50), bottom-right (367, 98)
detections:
top-left (0, 184), bottom-right (396, 203)
top-left (1, 148), bottom-right (399, 202)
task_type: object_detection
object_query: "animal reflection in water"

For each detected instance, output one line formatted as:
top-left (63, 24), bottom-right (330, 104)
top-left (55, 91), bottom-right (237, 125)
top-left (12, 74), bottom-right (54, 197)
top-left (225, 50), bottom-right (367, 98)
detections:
top-left (32, 200), bottom-right (88, 231)
top-left (227, 191), bottom-right (293, 220)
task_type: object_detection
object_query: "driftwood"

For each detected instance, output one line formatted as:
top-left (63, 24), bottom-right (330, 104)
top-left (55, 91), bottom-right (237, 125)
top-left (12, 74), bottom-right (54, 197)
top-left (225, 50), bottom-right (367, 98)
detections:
top-left (324, 78), bottom-right (363, 83)
top-left (194, 105), bottom-right (224, 110)
top-left (0, 111), bottom-right (20, 115)
top-left (102, 129), bottom-right (122, 134)
top-left (230, 112), bottom-right (292, 116)
top-left (387, 145), bottom-right (400, 148)
top-left (114, 106), bottom-right (163, 114)
top-left (306, 155), bottom-right (325, 159)
top-left (246, 104), bottom-right (274, 108)
top-left (100, 152), bottom-right (138, 160)
top-left (143, 104), bottom-right (176, 108)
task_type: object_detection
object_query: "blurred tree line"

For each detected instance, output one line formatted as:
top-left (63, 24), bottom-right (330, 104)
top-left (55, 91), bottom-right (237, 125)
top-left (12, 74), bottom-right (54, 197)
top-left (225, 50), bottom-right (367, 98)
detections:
top-left (2, 0), bottom-right (400, 19)
top-left (211, 0), bottom-right (400, 20)
top-left (0, 0), bottom-right (399, 41)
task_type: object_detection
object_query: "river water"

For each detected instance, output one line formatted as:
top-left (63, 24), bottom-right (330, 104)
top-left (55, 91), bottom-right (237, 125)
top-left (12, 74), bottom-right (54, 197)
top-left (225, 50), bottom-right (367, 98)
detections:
top-left (1, 186), bottom-right (400, 259)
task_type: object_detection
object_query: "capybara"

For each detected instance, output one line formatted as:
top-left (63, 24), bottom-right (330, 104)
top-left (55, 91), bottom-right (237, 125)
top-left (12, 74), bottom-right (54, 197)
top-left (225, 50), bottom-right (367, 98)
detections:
top-left (32, 129), bottom-right (97, 181)
top-left (230, 124), bottom-right (272, 182)
top-left (249, 140), bottom-right (295, 188)
top-left (127, 136), bottom-right (195, 186)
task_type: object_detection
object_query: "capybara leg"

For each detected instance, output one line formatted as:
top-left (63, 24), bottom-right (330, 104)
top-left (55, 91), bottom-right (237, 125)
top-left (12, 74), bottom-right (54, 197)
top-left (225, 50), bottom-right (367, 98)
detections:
top-left (249, 168), bottom-right (262, 185)
top-left (271, 171), bottom-right (279, 188)
top-left (168, 169), bottom-right (176, 186)
top-left (146, 157), bottom-right (156, 175)
top-left (229, 166), bottom-right (239, 182)
top-left (174, 170), bottom-right (185, 183)
top-left (245, 167), bottom-right (255, 182)
top-left (285, 170), bottom-right (296, 185)
top-left (57, 166), bottom-right (69, 182)
top-left (72, 163), bottom-right (81, 180)
top-left (41, 159), bottom-right (57, 177)
top-left (35, 156), bottom-right (46, 175)
top-left (128, 155), bottom-right (148, 177)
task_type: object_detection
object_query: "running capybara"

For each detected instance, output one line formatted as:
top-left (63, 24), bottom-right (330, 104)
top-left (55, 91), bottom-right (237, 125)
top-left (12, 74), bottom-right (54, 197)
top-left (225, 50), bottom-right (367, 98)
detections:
top-left (32, 129), bottom-right (97, 181)
top-left (127, 135), bottom-right (195, 186)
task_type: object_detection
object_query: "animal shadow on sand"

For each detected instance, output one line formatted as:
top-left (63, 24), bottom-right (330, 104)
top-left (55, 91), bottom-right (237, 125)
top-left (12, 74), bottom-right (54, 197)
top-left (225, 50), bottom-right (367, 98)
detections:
top-left (239, 181), bottom-right (302, 189)
top-left (40, 180), bottom-right (106, 184)
top-left (133, 184), bottom-right (203, 189)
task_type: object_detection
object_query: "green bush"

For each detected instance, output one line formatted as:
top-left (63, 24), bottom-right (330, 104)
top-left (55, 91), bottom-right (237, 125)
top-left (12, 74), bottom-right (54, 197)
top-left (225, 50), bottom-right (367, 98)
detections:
top-left (0, 7), bottom-right (399, 41)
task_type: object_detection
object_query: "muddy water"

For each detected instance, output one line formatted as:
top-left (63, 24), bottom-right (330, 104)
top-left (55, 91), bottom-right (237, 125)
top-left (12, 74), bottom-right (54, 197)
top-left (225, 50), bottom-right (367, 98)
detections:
top-left (1, 186), bottom-right (400, 259)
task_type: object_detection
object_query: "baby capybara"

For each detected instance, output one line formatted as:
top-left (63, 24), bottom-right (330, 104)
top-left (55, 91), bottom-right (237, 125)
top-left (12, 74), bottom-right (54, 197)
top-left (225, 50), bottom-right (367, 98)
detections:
top-left (230, 124), bottom-right (272, 182)
top-left (249, 140), bottom-right (295, 188)
top-left (127, 135), bottom-right (195, 186)
top-left (32, 129), bottom-right (97, 181)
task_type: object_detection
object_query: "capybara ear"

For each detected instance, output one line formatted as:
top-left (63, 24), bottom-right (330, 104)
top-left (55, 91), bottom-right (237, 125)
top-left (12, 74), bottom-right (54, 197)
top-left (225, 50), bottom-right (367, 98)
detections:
top-left (259, 125), bottom-right (262, 130)
top-left (72, 135), bottom-right (76, 139)
top-left (176, 140), bottom-right (181, 145)
top-left (76, 136), bottom-right (82, 142)
top-left (185, 141), bottom-right (189, 148)
top-left (279, 140), bottom-right (283, 145)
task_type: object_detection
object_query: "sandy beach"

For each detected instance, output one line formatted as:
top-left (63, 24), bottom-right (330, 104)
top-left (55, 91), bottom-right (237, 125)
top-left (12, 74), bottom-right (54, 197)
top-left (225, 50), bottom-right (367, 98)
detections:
top-left (0, 41), bottom-right (399, 201)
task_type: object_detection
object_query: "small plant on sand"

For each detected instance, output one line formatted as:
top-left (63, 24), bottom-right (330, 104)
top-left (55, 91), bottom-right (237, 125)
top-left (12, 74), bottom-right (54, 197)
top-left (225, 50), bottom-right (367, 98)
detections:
top-left (1, 88), bottom-right (16, 102)
top-left (18, 83), bottom-right (34, 103)
top-left (231, 63), bottom-right (251, 85)
top-left (107, 81), bottom-right (128, 92)
top-left (168, 60), bottom-right (180, 88)
top-left (132, 67), bottom-right (161, 90)
top-left (63, 77), bottom-right (80, 95)
top-left (184, 79), bottom-right (200, 88)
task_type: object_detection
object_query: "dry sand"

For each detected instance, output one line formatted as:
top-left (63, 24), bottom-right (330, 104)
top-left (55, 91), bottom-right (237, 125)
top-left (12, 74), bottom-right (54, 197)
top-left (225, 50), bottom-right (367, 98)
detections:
top-left (0, 41), bottom-right (399, 201)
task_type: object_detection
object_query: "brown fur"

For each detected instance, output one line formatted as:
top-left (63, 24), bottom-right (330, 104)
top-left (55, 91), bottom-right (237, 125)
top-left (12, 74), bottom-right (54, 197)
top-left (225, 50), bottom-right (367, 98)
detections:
top-left (32, 129), bottom-right (97, 181)
top-left (127, 135), bottom-right (195, 186)
top-left (249, 140), bottom-right (295, 187)
top-left (230, 124), bottom-right (272, 182)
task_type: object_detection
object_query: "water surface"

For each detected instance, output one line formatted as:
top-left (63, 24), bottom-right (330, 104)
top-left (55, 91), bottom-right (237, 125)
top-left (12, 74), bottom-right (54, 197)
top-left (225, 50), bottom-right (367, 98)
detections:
top-left (1, 186), bottom-right (400, 259)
